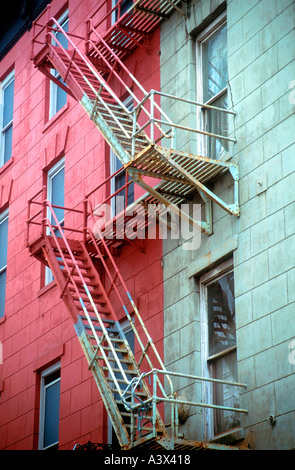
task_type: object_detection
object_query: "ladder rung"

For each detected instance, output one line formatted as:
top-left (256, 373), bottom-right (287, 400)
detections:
top-left (111, 388), bottom-right (147, 398)
top-left (99, 346), bottom-right (128, 354)
top-left (103, 366), bottom-right (137, 375)
top-left (69, 286), bottom-right (103, 297)
top-left (97, 356), bottom-right (132, 364)
top-left (85, 324), bottom-right (116, 334)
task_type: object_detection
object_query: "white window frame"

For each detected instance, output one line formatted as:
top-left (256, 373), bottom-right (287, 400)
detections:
top-left (0, 70), bottom-right (14, 166)
top-left (0, 209), bottom-right (9, 318)
top-left (45, 158), bottom-right (65, 284)
top-left (49, 10), bottom-right (69, 119)
top-left (38, 362), bottom-right (61, 450)
top-left (196, 12), bottom-right (228, 160)
top-left (47, 157), bottom-right (65, 224)
top-left (200, 258), bottom-right (238, 440)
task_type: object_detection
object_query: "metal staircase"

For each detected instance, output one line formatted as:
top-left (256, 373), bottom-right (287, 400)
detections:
top-left (31, 3), bottom-right (239, 235)
top-left (28, 198), bottom-right (174, 449)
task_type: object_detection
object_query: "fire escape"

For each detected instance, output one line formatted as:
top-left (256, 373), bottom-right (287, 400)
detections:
top-left (27, 0), bottom-right (245, 451)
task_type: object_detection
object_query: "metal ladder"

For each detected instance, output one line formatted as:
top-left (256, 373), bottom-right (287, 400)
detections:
top-left (39, 201), bottom-right (171, 449)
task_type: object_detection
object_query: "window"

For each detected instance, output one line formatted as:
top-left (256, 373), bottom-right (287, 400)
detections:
top-left (39, 363), bottom-right (61, 450)
top-left (110, 97), bottom-right (134, 215)
top-left (0, 70), bottom-right (14, 166)
top-left (49, 11), bottom-right (68, 119)
top-left (200, 260), bottom-right (240, 438)
top-left (45, 158), bottom-right (65, 284)
top-left (197, 15), bottom-right (229, 160)
top-left (0, 209), bottom-right (8, 318)
top-left (47, 158), bottom-right (65, 227)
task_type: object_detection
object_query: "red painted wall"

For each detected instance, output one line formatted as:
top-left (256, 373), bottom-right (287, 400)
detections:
top-left (0, 0), bottom-right (163, 450)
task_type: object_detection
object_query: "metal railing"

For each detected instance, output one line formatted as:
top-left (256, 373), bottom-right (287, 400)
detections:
top-left (131, 89), bottom-right (236, 155)
top-left (123, 368), bottom-right (247, 441)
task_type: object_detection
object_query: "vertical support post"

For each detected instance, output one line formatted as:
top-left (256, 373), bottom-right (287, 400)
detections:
top-left (45, 4), bottom-right (51, 46)
top-left (30, 21), bottom-right (36, 60)
top-left (170, 395), bottom-right (175, 442)
top-left (85, 19), bottom-right (90, 55)
top-left (26, 198), bottom-right (31, 248)
top-left (152, 370), bottom-right (157, 438)
top-left (131, 390), bottom-right (135, 447)
top-left (41, 185), bottom-right (47, 237)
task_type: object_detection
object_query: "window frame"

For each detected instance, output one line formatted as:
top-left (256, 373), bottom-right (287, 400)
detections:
top-left (200, 258), bottom-right (239, 439)
top-left (49, 10), bottom-right (69, 120)
top-left (47, 157), bottom-right (65, 225)
top-left (196, 12), bottom-right (229, 161)
top-left (0, 209), bottom-right (9, 318)
top-left (0, 70), bottom-right (14, 167)
top-left (38, 362), bottom-right (61, 450)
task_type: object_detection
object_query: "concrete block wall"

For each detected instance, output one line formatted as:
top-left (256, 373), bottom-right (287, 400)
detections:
top-left (160, 0), bottom-right (295, 449)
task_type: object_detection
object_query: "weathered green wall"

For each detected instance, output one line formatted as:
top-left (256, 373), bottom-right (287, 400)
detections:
top-left (160, 0), bottom-right (295, 449)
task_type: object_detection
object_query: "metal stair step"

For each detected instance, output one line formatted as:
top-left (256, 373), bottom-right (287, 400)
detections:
top-left (99, 345), bottom-right (128, 354)
top-left (76, 304), bottom-right (111, 315)
top-left (80, 315), bottom-right (115, 325)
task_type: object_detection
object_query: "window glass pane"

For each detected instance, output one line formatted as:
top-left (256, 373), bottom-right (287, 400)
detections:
top-left (3, 125), bottom-right (13, 163)
top-left (56, 81), bottom-right (67, 112)
top-left (203, 25), bottom-right (227, 102)
top-left (3, 79), bottom-right (14, 128)
top-left (213, 350), bottom-right (240, 434)
top-left (0, 270), bottom-right (7, 318)
top-left (51, 166), bottom-right (65, 223)
top-left (0, 215), bottom-right (8, 269)
top-left (207, 271), bottom-right (235, 357)
top-left (43, 379), bottom-right (60, 448)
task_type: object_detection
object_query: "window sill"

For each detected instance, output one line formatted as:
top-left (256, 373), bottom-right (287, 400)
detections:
top-left (43, 103), bottom-right (69, 133)
top-left (0, 157), bottom-right (14, 176)
top-left (210, 427), bottom-right (244, 446)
